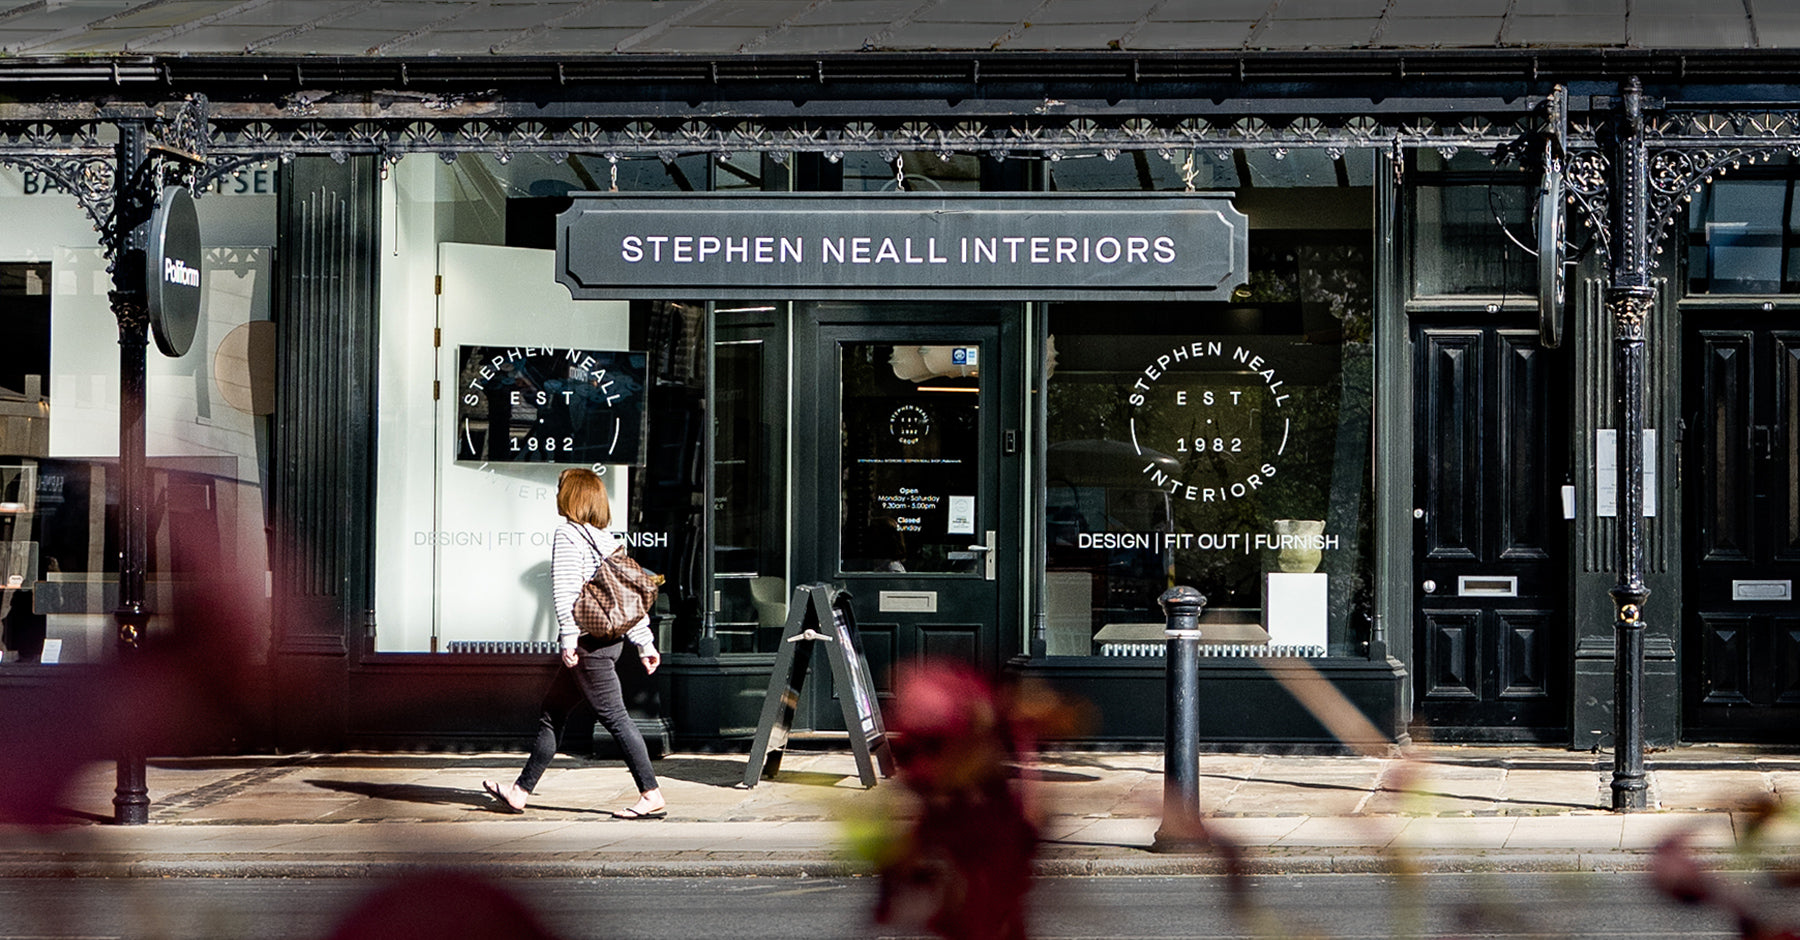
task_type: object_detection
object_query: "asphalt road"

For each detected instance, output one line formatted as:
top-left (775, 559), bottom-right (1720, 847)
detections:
top-left (1, 871), bottom-right (1792, 939)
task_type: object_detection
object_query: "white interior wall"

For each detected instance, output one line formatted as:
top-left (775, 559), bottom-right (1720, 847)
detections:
top-left (373, 156), bottom-right (443, 652)
top-left (373, 154), bottom-right (633, 652)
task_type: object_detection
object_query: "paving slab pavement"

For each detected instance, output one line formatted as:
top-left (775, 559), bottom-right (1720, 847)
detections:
top-left (5, 745), bottom-right (1800, 877)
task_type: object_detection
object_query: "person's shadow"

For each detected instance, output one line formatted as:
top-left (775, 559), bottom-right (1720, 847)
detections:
top-left (306, 779), bottom-right (493, 810)
top-left (305, 779), bottom-right (609, 816)
top-left (519, 560), bottom-right (554, 644)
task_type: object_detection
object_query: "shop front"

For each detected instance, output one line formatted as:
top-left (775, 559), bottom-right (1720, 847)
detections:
top-left (6, 6), bottom-right (1800, 762)
top-left (317, 144), bottom-right (1405, 748)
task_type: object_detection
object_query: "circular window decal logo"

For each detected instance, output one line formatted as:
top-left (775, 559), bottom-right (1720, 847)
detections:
top-left (889, 404), bottom-right (931, 445)
top-left (1127, 341), bottom-right (1291, 502)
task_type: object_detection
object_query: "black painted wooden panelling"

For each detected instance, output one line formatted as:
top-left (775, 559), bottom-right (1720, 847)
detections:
top-left (1498, 610), bottom-right (1550, 697)
top-left (1699, 614), bottom-right (1750, 705)
top-left (271, 157), bottom-right (379, 650)
top-left (1779, 335), bottom-right (1800, 559)
top-left (920, 623), bottom-right (981, 664)
top-left (1777, 619), bottom-right (1800, 705)
top-left (1413, 320), bottom-right (1569, 738)
top-left (1423, 331), bottom-right (1481, 562)
top-left (1698, 330), bottom-right (1752, 563)
top-left (1423, 608), bottom-right (1480, 700)
top-left (1687, 318), bottom-right (1800, 738)
top-left (1498, 334), bottom-right (1551, 561)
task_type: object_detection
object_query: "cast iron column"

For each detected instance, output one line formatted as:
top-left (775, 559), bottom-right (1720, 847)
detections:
top-left (1152, 585), bottom-right (1206, 852)
top-left (1607, 79), bottom-right (1652, 812)
top-left (111, 122), bottom-right (153, 825)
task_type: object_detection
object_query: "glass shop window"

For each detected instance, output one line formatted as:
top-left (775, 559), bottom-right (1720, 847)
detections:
top-left (712, 304), bottom-right (790, 655)
top-left (840, 152), bottom-right (986, 192)
top-left (0, 158), bottom-right (276, 666)
top-left (1046, 149), bottom-right (1239, 191)
top-left (1042, 234), bottom-right (1374, 658)
top-left (373, 153), bottom-right (725, 654)
top-left (1411, 150), bottom-right (1536, 297)
top-left (1685, 163), bottom-right (1800, 294)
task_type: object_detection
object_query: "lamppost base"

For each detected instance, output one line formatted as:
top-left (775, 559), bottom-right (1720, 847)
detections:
top-left (112, 795), bottom-right (150, 826)
top-left (1150, 817), bottom-right (1210, 854)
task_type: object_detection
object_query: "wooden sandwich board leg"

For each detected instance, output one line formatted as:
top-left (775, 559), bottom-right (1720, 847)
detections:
top-left (739, 586), bottom-right (814, 789)
top-left (817, 588), bottom-right (893, 788)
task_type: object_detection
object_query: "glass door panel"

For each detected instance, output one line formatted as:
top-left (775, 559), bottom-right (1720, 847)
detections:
top-left (839, 342), bottom-right (983, 575)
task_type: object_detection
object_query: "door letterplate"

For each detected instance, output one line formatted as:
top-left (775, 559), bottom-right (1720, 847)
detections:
top-left (879, 591), bottom-right (938, 613)
top-left (1458, 576), bottom-right (1518, 598)
top-left (1733, 580), bottom-right (1794, 601)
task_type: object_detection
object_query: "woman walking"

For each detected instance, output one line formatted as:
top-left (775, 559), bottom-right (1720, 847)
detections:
top-left (484, 467), bottom-right (666, 820)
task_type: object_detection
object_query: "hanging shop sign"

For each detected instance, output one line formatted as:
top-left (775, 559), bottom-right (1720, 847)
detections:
top-left (1537, 164), bottom-right (1566, 349)
top-left (454, 345), bottom-right (649, 466)
top-left (557, 193), bottom-right (1248, 301)
top-left (145, 186), bottom-right (203, 357)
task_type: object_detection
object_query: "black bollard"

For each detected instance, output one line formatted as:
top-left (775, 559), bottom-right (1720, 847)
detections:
top-left (1152, 585), bottom-right (1207, 853)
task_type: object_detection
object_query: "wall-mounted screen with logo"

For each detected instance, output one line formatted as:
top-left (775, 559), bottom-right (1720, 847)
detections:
top-left (455, 346), bottom-right (648, 466)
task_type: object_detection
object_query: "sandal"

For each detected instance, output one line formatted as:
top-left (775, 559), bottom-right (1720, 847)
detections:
top-left (611, 806), bottom-right (667, 820)
top-left (482, 779), bottom-right (527, 813)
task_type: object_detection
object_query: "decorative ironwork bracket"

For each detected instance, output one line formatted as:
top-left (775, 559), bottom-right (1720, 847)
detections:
top-left (0, 95), bottom-right (207, 272)
top-left (1567, 105), bottom-right (1800, 271)
top-left (0, 90), bottom-right (1799, 276)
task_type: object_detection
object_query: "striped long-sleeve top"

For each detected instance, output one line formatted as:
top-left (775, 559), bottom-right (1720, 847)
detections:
top-left (551, 520), bottom-right (655, 654)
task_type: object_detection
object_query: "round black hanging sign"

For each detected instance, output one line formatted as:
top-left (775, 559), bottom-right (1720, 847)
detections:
top-left (1537, 166), bottom-right (1566, 350)
top-left (146, 186), bottom-right (203, 357)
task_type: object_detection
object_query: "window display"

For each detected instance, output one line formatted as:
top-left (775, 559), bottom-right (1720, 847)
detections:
top-left (1044, 239), bottom-right (1374, 658)
top-left (374, 153), bottom-right (732, 654)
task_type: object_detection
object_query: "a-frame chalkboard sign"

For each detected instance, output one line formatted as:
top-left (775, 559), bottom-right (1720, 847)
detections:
top-left (741, 583), bottom-right (894, 789)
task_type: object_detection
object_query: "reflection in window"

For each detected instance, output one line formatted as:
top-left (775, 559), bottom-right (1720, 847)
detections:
top-left (1047, 150), bottom-right (1239, 191)
top-left (2, 457), bottom-right (238, 664)
top-left (1411, 151), bottom-right (1535, 297)
top-left (1043, 238), bottom-right (1373, 658)
top-left (713, 305), bottom-right (789, 654)
top-left (839, 342), bottom-right (982, 575)
top-left (841, 152), bottom-right (985, 192)
top-left (633, 300), bottom-right (708, 655)
top-left (1686, 173), bottom-right (1800, 294)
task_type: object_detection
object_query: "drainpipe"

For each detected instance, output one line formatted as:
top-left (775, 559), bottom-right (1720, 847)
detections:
top-left (1607, 78), bottom-right (1652, 812)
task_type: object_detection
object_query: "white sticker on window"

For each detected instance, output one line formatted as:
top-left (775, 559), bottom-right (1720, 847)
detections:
top-left (946, 495), bottom-right (975, 535)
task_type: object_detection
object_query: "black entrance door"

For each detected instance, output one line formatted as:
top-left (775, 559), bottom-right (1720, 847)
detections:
top-left (794, 303), bottom-right (1021, 731)
top-left (1412, 322), bottom-right (1570, 740)
top-left (1684, 317), bottom-right (1800, 741)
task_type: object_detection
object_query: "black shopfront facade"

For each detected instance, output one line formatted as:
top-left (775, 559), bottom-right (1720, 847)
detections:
top-left (1, 36), bottom-right (1799, 759)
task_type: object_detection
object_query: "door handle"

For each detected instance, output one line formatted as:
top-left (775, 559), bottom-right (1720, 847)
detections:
top-left (973, 530), bottom-right (995, 580)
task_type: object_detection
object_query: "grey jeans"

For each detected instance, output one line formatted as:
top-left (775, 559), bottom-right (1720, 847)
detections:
top-left (515, 636), bottom-right (659, 795)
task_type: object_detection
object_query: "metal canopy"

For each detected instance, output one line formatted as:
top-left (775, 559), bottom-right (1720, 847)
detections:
top-left (0, 0), bottom-right (1781, 56)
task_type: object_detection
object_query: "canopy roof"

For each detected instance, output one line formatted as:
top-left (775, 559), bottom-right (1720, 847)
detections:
top-left (0, 0), bottom-right (1777, 58)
